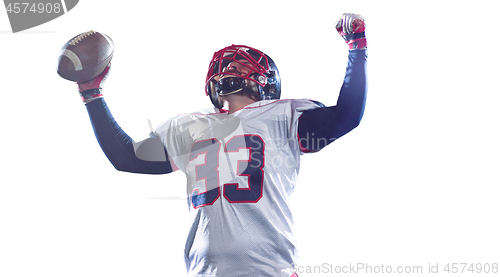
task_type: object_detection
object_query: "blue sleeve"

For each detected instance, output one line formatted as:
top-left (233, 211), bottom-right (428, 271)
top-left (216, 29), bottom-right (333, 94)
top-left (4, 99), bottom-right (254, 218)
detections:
top-left (298, 49), bottom-right (367, 152)
top-left (85, 97), bottom-right (173, 174)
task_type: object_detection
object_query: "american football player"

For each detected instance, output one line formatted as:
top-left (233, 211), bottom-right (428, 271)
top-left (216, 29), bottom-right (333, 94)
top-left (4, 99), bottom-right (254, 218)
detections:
top-left (74, 13), bottom-right (367, 277)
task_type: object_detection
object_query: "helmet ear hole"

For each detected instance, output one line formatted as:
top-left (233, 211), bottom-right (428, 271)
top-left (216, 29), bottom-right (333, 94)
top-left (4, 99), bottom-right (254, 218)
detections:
top-left (255, 75), bottom-right (266, 86)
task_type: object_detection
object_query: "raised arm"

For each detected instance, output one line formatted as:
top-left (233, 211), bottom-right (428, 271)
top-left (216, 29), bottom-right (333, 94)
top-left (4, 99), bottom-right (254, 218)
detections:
top-left (298, 13), bottom-right (367, 152)
top-left (78, 65), bottom-right (173, 174)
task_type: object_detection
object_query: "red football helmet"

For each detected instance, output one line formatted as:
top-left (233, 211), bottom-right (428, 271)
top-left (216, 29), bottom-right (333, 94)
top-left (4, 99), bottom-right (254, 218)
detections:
top-left (205, 45), bottom-right (281, 109)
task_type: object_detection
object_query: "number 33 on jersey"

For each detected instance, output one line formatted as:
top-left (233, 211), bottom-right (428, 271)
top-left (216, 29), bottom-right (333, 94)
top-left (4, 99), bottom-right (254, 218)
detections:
top-left (154, 99), bottom-right (321, 210)
top-left (189, 134), bottom-right (265, 208)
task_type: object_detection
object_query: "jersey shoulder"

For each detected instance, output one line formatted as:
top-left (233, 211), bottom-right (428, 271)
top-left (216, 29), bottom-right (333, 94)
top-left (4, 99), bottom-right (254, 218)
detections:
top-left (154, 107), bottom-right (223, 132)
top-left (259, 98), bottom-right (325, 112)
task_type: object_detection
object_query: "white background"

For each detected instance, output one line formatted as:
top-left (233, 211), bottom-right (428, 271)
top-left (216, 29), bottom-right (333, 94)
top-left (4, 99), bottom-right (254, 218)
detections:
top-left (1, 0), bottom-right (499, 276)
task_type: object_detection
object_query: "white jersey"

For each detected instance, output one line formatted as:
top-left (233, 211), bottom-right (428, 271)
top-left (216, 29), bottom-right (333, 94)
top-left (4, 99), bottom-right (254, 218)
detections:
top-left (154, 99), bottom-right (321, 277)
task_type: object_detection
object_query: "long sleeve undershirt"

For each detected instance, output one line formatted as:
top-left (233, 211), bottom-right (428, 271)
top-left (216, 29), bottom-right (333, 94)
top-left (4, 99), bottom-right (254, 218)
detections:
top-left (298, 49), bottom-right (367, 152)
top-left (84, 49), bottom-right (367, 174)
top-left (85, 99), bottom-right (173, 174)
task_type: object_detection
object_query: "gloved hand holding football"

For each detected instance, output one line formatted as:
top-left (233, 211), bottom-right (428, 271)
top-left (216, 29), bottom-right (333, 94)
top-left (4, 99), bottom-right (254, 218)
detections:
top-left (56, 30), bottom-right (114, 103)
top-left (77, 63), bottom-right (110, 103)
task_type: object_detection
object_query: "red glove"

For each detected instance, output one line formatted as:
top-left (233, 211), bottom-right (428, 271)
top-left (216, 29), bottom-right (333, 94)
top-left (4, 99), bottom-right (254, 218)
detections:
top-left (336, 13), bottom-right (367, 50)
top-left (77, 63), bottom-right (111, 103)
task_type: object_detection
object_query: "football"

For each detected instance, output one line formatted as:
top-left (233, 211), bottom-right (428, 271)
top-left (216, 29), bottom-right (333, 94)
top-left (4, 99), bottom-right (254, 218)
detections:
top-left (56, 30), bottom-right (114, 83)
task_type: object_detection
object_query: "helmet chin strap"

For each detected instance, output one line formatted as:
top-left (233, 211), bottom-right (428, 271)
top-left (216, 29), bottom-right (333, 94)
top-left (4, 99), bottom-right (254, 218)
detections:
top-left (219, 88), bottom-right (243, 96)
top-left (216, 77), bottom-right (247, 96)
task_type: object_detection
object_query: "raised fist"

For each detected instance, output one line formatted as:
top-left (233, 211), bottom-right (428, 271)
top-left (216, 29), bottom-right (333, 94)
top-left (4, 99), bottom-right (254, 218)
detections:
top-left (336, 13), bottom-right (367, 50)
